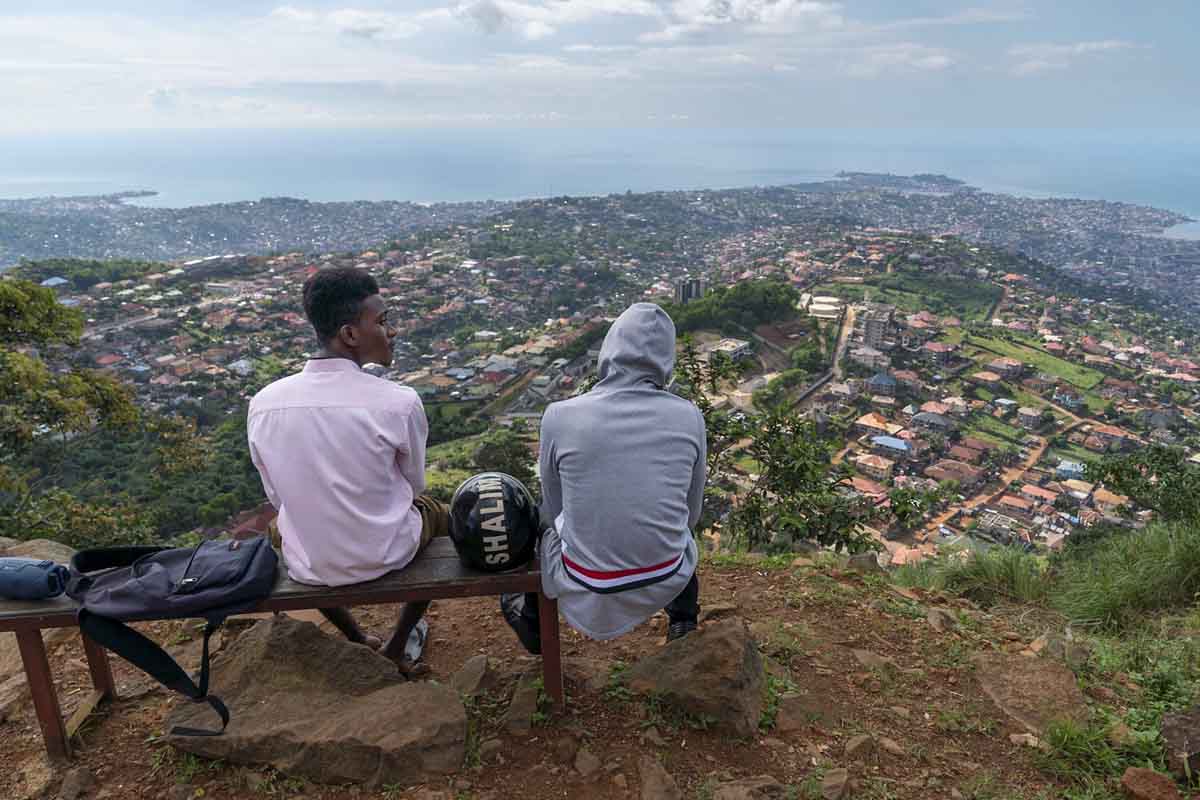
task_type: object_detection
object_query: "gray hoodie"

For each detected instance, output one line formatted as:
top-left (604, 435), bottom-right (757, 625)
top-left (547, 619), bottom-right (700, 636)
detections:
top-left (538, 303), bottom-right (706, 640)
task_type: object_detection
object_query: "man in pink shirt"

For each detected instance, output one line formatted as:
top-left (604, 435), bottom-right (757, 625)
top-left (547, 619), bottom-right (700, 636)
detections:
top-left (248, 266), bottom-right (447, 676)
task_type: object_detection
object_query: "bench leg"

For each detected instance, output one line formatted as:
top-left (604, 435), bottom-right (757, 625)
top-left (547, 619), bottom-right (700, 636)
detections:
top-left (15, 629), bottom-right (71, 761)
top-left (81, 632), bottom-right (116, 700)
top-left (536, 593), bottom-right (564, 709)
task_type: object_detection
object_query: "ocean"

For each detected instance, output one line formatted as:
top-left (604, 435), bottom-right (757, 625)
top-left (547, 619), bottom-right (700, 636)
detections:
top-left (1, 127), bottom-right (1198, 233)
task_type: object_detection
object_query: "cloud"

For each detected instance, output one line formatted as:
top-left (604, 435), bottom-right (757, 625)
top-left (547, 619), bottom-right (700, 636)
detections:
top-left (563, 43), bottom-right (638, 53)
top-left (1008, 39), bottom-right (1136, 76)
top-left (453, 0), bottom-right (661, 40)
top-left (147, 87), bottom-right (180, 110)
top-left (845, 43), bottom-right (954, 78)
top-left (271, 6), bottom-right (419, 40)
top-left (640, 0), bottom-right (843, 42)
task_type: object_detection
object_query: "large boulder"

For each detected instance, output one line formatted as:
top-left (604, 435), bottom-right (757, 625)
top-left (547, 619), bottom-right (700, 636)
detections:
top-left (1161, 705), bottom-right (1200, 779)
top-left (166, 615), bottom-right (465, 786)
top-left (1121, 767), bottom-right (1182, 800)
top-left (974, 652), bottom-right (1087, 735)
top-left (624, 619), bottom-right (763, 737)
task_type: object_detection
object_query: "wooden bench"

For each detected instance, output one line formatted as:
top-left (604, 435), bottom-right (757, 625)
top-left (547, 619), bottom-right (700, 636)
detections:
top-left (0, 538), bottom-right (563, 761)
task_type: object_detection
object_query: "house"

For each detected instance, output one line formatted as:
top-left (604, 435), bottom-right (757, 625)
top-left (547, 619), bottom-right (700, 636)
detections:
top-left (1092, 488), bottom-right (1128, 514)
top-left (924, 460), bottom-right (985, 490)
top-left (893, 369), bottom-right (922, 394)
top-left (998, 495), bottom-right (1034, 519)
top-left (948, 445), bottom-right (983, 464)
top-left (850, 346), bottom-right (890, 370)
top-left (1052, 387), bottom-right (1083, 411)
top-left (922, 341), bottom-right (956, 364)
top-left (971, 371), bottom-right (1003, 388)
top-left (871, 435), bottom-right (913, 461)
top-left (911, 411), bottom-right (956, 433)
top-left (987, 357), bottom-right (1024, 379)
top-left (1091, 424), bottom-right (1131, 449)
top-left (855, 454), bottom-right (895, 482)
top-left (1021, 484), bottom-right (1060, 506)
top-left (1056, 460), bottom-right (1087, 481)
top-left (866, 372), bottom-right (897, 397)
top-left (959, 436), bottom-right (995, 455)
top-left (855, 413), bottom-right (903, 438)
top-left (706, 338), bottom-right (752, 361)
top-left (1017, 407), bottom-right (1043, 430)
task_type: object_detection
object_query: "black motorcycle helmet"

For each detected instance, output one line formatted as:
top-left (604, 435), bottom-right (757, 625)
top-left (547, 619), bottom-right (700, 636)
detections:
top-left (449, 472), bottom-right (539, 572)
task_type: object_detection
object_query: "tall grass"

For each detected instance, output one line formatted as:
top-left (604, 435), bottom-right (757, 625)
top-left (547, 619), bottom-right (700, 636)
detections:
top-left (1053, 521), bottom-right (1200, 629)
top-left (894, 546), bottom-right (1051, 606)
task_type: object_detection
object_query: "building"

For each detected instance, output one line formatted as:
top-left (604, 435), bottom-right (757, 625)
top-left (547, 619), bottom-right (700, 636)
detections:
top-left (1017, 407), bottom-right (1043, 430)
top-left (857, 303), bottom-right (895, 349)
top-left (924, 459), bottom-right (985, 490)
top-left (855, 454), bottom-right (895, 482)
top-left (866, 372), bottom-right (897, 397)
top-left (706, 338), bottom-right (752, 361)
top-left (850, 346), bottom-right (890, 371)
top-left (674, 276), bottom-right (708, 305)
top-left (871, 435), bottom-right (912, 460)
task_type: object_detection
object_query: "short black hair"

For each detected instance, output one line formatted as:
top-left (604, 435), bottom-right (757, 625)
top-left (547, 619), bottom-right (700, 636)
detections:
top-left (302, 267), bottom-right (380, 344)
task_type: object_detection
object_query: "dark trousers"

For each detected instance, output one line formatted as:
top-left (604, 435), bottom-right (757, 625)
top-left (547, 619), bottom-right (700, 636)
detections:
top-left (521, 572), bottom-right (700, 626)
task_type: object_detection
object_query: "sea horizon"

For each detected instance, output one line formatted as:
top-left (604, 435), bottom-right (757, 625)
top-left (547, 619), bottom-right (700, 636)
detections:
top-left (2, 128), bottom-right (1198, 236)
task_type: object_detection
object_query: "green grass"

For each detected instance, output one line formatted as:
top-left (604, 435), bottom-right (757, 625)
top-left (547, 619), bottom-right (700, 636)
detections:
top-left (966, 336), bottom-right (1104, 390)
top-left (1053, 521), bottom-right (1200, 628)
top-left (968, 414), bottom-right (1026, 445)
top-left (893, 546), bottom-right (1051, 606)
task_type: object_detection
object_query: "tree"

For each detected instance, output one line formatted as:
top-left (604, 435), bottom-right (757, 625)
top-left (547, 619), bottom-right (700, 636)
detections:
top-left (472, 427), bottom-right (536, 490)
top-left (0, 279), bottom-right (203, 547)
top-left (1087, 446), bottom-right (1200, 524)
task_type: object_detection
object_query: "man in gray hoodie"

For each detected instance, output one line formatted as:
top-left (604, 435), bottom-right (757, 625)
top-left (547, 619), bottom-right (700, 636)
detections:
top-left (502, 302), bottom-right (706, 648)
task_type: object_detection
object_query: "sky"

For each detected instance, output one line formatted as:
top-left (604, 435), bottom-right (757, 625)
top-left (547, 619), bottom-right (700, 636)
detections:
top-left (2, 1), bottom-right (1196, 131)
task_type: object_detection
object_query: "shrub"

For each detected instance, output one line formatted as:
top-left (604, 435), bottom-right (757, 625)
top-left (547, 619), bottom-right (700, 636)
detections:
top-left (893, 546), bottom-right (1051, 606)
top-left (1053, 521), bottom-right (1200, 628)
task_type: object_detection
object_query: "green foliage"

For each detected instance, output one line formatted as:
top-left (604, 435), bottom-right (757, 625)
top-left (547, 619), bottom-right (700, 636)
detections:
top-left (13, 257), bottom-right (168, 291)
top-left (663, 279), bottom-right (798, 335)
top-left (733, 408), bottom-right (879, 553)
top-left (0, 279), bottom-right (84, 345)
top-left (1053, 521), bottom-right (1200, 628)
top-left (1087, 446), bottom-right (1200, 524)
top-left (471, 426), bottom-right (536, 489)
top-left (892, 547), bottom-right (1051, 606)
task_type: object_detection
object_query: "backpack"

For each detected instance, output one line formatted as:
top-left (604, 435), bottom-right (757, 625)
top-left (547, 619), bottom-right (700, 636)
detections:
top-left (67, 536), bottom-right (279, 736)
top-left (0, 558), bottom-right (70, 600)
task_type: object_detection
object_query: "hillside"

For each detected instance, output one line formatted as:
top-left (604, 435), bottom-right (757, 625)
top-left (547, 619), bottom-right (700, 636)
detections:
top-left (4, 547), bottom-right (1195, 800)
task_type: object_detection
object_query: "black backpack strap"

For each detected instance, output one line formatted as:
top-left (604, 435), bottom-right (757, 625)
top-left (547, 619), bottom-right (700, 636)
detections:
top-left (78, 610), bottom-right (229, 736)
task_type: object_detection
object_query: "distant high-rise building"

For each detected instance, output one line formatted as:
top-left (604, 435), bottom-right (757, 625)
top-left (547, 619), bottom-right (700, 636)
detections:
top-left (674, 276), bottom-right (708, 305)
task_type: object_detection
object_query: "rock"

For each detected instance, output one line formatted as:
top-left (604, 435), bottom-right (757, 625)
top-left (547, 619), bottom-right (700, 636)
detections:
top-left (502, 678), bottom-right (541, 733)
top-left (889, 706), bottom-right (911, 719)
top-left (165, 616), bottom-right (465, 787)
top-left (553, 735), bottom-right (579, 764)
top-left (451, 655), bottom-right (502, 697)
top-left (574, 748), bottom-right (602, 778)
top-left (847, 552), bottom-right (883, 574)
top-left (167, 786), bottom-right (193, 800)
top-left (821, 768), bottom-right (850, 800)
top-left (888, 585), bottom-right (920, 601)
top-left (926, 608), bottom-right (959, 633)
top-left (638, 755), bottom-right (681, 800)
top-left (974, 652), bottom-right (1088, 736)
top-left (852, 649), bottom-right (898, 675)
top-left (1109, 722), bottom-right (1135, 748)
top-left (562, 657), bottom-right (612, 693)
top-left (10, 754), bottom-right (55, 800)
top-left (844, 734), bottom-right (874, 760)
top-left (479, 739), bottom-right (503, 761)
top-left (613, 773), bottom-right (628, 790)
top-left (0, 536), bottom-right (19, 554)
top-left (776, 691), bottom-right (836, 730)
top-left (1161, 705), bottom-right (1200, 779)
top-left (1009, 733), bottom-right (1042, 749)
top-left (711, 776), bottom-right (789, 799)
top-left (1120, 767), bottom-right (1182, 800)
top-left (700, 602), bottom-right (739, 623)
top-left (59, 766), bottom-right (98, 800)
top-left (877, 736), bottom-right (904, 756)
top-left (640, 726), bottom-right (668, 747)
top-left (625, 619), bottom-right (763, 737)
top-left (1089, 685), bottom-right (1121, 705)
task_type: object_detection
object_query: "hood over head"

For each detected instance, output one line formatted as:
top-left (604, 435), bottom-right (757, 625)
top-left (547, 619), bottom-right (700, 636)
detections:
top-left (595, 303), bottom-right (676, 390)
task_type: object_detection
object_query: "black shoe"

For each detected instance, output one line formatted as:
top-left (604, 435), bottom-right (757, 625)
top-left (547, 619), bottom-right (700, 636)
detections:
top-left (667, 620), bottom-right (697, 642)
top-left (501, 593), bottom-right (542, 655)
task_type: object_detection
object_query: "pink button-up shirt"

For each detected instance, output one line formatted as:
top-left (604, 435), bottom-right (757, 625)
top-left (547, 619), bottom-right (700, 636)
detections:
top-left (247, 358), bottom-right (427, 586)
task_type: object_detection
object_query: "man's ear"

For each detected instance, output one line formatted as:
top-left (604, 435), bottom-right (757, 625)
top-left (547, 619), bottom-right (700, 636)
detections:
top-left (337, 322), bottom-right (360, 348)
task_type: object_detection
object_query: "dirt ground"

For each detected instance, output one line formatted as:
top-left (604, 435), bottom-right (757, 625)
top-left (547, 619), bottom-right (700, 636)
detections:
top-left (1, 560), bottom-right (1103, 800)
